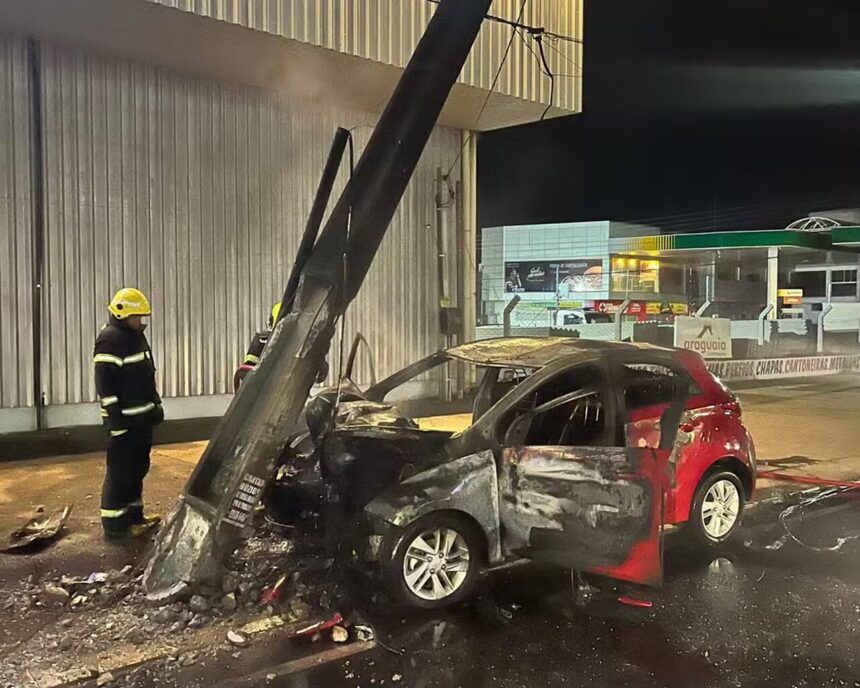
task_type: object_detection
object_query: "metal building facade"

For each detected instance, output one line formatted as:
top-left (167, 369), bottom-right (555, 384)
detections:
top-left (146, 0), bottom-right (583, 114)
top-left (0, 35), bottom-right (461, 428)
top-left (0, 33), bottom-right (33, 414)
top-left (0, 0), bottom-right (583, 432)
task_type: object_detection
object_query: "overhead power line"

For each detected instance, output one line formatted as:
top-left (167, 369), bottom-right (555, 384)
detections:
top-left (424, 0), bottom-right (582, 45)
top-left (444, 0), bottom-right (529, 177)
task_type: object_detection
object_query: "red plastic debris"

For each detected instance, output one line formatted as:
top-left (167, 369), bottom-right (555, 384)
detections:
top-left (617, 596), bottom-right (653, 609)
top-left (260, 574), bottom-right (289, 606)
top-left (288, 612), bottom-right (344, 639)
top-left (757, 471), bottom-right (860, 490)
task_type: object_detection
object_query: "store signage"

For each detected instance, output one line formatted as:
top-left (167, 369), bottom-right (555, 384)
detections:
top-left (777, 288), bottom-right (803, 305)
top-left (707, 354), bottom-right (860, 381)
top-left (593, 300), bottom-right (689, 316)
top-left (674, 316), bottom-right (732, 359)
top-left (505, 260), bottom-right (603, 293)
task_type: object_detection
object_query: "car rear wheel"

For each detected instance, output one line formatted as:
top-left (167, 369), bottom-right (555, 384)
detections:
top-left (689, 470), bottom-right (745, 546)
top-left (385, 512), bottom-right (483, 610)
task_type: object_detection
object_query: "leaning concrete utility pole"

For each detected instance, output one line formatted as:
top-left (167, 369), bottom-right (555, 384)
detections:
top-left (144, 0), bottom-right (494, 597)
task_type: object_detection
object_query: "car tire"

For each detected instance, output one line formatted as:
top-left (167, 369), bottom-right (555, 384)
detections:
top-left (688, 470), bottom-right (746, 547)
top-left (384, 512), bottom-right (484, 610)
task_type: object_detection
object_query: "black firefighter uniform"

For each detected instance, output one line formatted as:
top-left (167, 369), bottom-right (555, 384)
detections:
top-left (233, 302), bottom-right (281, 391)
top-left (93, 289), bottom-right (164, 534)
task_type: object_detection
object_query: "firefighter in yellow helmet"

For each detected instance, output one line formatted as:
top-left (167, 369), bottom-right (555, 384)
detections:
top-left (93, 288), bottom-right (164, 539)
top-left (234, 302), bottom-right (282, 391)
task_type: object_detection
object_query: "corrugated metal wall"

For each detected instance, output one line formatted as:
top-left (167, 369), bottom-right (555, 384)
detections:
top-left (146, 0), bottom-right (582, 114)
top-left (0, 34), bottom-right (34, 409)
top-left (35, 42), bottom-right (458, 407)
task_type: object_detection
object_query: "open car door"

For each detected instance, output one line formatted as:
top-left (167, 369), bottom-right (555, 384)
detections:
top-left (496, 355), bottom-right (689, 586)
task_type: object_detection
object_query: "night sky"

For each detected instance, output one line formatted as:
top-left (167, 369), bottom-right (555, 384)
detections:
top-left (478, 0), bottom-right (860, 233)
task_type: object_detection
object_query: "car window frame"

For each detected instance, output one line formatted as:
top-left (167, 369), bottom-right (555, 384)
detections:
top-left (604, 349), bottom-right (692, 451)
top-left (461, 352), bottom-right (619, 450)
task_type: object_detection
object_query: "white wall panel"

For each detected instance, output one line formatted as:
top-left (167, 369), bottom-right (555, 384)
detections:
top-left (146, 0), bottom-right (583, 114)
top-left (0, 33), bottom-right (34, 409)
top-left (39, 43), bottom-right (459, 406)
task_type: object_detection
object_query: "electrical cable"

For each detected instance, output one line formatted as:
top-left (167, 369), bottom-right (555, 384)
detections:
top-left (535, 33), bottom-right (554, 121)
top-left (542, 37), bottom-right (583, 75)
top-left (423, 0), bottom-right (582, 45)
top-left (444, 0), bottom-right (530, 178)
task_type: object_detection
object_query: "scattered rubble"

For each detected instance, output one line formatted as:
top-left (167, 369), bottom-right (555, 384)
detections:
top-left (0, 505), bottom-right (72, 552)
top-left (42, 583), bottom-right (71, 605)
top-left (154, 607), bottom-right (178, 625)
top-left (221, 593), bottom-right (238, 612)
top-left (96, 670), bottom-right (115, 686)
top-left (188, 614), bottom-right (207, 629)
top-left (188, 595), bottom-right (210, 614)
top-left (226, 630), bottom-right (249, 647)
top-left (355, 625), bottom-right (375, 642)
top-left (331, 625), bottom-right (349, 643)
top-left (0, 517), bottom-right (349, 687)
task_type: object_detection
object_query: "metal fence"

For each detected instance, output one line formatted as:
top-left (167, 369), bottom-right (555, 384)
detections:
top-left (477, 297), bottom-right (860, 361)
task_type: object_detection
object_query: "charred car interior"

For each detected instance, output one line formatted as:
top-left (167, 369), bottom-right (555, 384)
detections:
top-left (266, 337), bottom-right (714, 609)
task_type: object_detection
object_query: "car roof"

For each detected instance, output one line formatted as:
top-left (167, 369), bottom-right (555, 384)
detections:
top-left (445, 337), bottom-right (673, 369)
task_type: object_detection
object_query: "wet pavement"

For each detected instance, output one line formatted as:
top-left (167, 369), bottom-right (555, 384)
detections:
top-left (257, 489), bottom-right (860, 688)
top-left (1, 378), bottom-right (859, 687)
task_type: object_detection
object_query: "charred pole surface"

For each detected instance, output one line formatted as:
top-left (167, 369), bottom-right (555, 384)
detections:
top-left (144, 0), bottom-right (494, 596)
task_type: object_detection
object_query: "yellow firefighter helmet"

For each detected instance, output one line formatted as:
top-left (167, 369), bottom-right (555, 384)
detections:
top-left (268, 302), bottom-right (282, 328)
top-left (108, 288), bottom-right (151, 319)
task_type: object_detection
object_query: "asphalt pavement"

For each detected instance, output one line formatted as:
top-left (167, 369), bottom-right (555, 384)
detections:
top-left (1, 376), bottom-right (859, 687)
top-left (255, 488), bottom-right (860, 688)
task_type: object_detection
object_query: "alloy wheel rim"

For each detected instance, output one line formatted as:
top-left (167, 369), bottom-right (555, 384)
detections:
top-left (701, 479), bottom-right (740, 539)
top-left (403, 526), bottom-right (470, 600)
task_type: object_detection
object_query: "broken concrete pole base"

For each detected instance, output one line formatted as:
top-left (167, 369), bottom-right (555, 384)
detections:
top-left (143, 500), bottom-right (224, 598)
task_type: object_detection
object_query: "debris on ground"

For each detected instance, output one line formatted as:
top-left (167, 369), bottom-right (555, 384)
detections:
top-left (96, 670), bottom-right (115, 686)
top-left (226, 630), bottom-right (249, 647)
top-left (0, 511), bottom-right (350, 687)
top-left (0, 505), bottom-right (72, 552)
top-left (331, 625), bottom-right (349, 643)
top-left (355, 624), bottom-right (375, 642)
top-left (41, 583), bottom-right (71, 605)
top-left (260, 574), bottom-right (289, 605)
top-left (221, 593), bottom-right (238, 611)
top-left (188, 595), bottom-right (210, 614)
top-left (289, 612), bottom-right (345, 640)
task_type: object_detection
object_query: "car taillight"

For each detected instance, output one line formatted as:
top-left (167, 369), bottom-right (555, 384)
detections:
top-left (721, 400), bottom-right (742, 417)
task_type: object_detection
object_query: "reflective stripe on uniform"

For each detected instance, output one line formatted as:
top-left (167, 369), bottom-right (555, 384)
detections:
top-left (100, 395), bottom-right (119, 407)
top-left (243, 354), bottom-right (260, 364)
top-left (101, 506), bottom-right (129, 518)
top-left (94, 353), bottom-right (123, 366)
top-left (100, 410), bottom-right (109, 418)
top-left (123, 351), bottom-right (147, 364)
top-left (121, 402), bottom-right (156, 416)
top-left (128, 499), bottom-right (143, 508)
top-left (110, 429), bottom-right (128, 437)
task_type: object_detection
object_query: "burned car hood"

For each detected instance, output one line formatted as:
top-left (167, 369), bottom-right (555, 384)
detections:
top-left (334, 399), bottom-right (419, 431)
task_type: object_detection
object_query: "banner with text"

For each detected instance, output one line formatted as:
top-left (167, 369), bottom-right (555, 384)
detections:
top-left (674, 316), bottom-right (733, 359)
top-left (707, 355), bottom-right (860, 381)
top-left (505, 260), bottom-right (603, 293)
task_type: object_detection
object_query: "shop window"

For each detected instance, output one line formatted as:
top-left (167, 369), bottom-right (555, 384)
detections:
top-left (831, 269), bottom-right (857, 297)
top-left (790, 271), bottom-right (826, 297)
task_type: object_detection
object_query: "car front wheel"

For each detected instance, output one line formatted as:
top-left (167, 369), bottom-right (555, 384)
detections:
top-left (689, 470), bottom-right (745, 546)
top-left (385, 512), bottom-right (483, 610)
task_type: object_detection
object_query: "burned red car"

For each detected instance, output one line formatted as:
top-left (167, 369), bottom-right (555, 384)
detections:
top-left (283, 337), bottom-right (756, 609)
